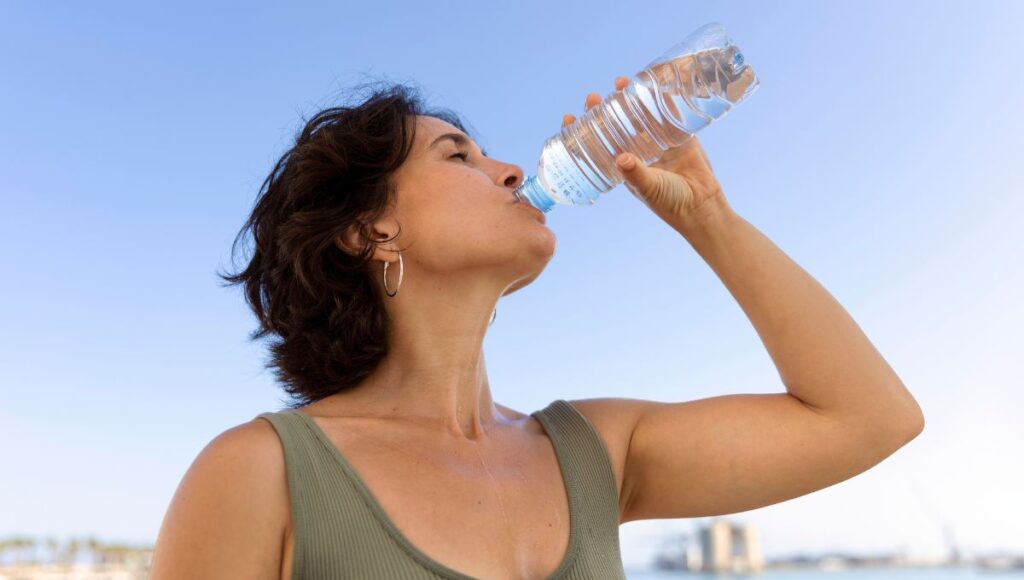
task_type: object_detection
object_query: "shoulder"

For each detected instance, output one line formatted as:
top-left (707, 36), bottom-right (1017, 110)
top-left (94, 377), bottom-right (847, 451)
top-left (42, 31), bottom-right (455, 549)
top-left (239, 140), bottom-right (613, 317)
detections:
top-left (211, 415), bottom-right (292, 524)
top-left (561, 398), bottom-right (658, 521)
top-left (227, 414), bottom-right (290, 467)
top-left (196, 415), bottom-right (289, 486)
top-left (562, 397), bottom-right (655, 448)
top-left (149, 415), bottom-right (290, 579)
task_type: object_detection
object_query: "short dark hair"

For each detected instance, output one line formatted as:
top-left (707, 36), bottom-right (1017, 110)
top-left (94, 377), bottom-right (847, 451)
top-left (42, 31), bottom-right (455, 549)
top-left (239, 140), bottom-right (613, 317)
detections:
top-left (218, 79), bottom-right (479, 409)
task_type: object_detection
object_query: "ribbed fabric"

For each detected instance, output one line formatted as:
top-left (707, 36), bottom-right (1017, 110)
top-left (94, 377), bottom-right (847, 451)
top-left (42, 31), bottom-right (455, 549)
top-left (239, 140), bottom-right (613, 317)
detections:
top-left (256, 399), bottom-right (626, 579)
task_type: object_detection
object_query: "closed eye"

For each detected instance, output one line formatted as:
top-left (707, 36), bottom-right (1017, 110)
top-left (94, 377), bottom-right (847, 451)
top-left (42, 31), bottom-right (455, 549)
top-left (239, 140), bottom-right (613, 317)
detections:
top-left (449, 151), bottom-right (470, 162)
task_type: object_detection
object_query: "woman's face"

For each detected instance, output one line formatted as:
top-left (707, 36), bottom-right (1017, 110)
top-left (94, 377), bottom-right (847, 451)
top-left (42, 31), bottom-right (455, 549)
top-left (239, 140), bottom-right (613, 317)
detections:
top-left (385, 115), bottom-right (556, 295)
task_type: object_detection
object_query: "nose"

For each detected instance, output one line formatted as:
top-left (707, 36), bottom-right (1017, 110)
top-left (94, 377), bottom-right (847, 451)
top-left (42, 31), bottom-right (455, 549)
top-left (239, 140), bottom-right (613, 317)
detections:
top-left (500, 163), bottom-right (525, 189)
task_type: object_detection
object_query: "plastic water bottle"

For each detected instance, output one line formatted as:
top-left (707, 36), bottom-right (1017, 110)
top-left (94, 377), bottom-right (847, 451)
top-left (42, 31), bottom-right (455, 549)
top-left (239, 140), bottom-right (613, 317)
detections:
top-left (513, 22), bottom-right (760, 213)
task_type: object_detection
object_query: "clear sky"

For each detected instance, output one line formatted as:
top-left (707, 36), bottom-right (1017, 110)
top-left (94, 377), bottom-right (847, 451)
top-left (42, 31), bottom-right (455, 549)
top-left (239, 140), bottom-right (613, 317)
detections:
top-left (2, 0), bottom-right (1022, 569)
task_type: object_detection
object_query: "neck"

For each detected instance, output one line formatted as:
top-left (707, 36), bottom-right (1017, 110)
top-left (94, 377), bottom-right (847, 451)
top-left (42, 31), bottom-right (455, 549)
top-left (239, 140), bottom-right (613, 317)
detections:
top-left (331, 270), bottom-right (516, 440)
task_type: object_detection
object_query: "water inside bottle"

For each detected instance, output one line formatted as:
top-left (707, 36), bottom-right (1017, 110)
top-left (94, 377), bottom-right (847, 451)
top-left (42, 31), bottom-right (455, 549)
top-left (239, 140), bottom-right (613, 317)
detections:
top-left (648, 45), bottom-right (758, 134)
top-left (522, 46), bottom-right (758, 210)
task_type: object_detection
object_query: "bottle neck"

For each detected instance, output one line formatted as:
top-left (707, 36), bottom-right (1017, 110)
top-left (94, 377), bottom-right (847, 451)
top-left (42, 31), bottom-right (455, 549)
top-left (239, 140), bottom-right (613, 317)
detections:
top-left (513, 175), bottom-right (555, 213)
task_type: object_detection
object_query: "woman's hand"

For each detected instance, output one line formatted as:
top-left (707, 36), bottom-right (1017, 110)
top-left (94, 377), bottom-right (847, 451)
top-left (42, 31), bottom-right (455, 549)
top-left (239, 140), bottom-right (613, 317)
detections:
top-left (563, 76), bottom-right (735, 233)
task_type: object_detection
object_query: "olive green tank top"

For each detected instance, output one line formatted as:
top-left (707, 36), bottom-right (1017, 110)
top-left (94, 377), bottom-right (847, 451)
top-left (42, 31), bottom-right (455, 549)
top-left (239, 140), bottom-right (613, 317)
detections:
top-left (255, 399), bottom-right (626, 579)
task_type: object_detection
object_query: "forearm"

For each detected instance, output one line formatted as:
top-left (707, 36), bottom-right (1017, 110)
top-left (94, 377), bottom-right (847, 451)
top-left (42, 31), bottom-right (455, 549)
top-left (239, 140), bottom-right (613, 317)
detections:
top-left (677, 205), bottom-right (924, 434)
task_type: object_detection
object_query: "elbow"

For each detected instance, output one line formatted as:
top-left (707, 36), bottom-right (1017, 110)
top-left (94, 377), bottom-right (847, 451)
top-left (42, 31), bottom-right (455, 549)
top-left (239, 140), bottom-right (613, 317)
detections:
top-left (910, 408), bottom-right (925, 438)
top-left (872, 407), bottom-right (924, 459)
top-left (897, 401), bottom-right (925, 442)
top-left (887, 380), bottom-right (926, 441)
top-left (874, 393), bottom-right (925, 447)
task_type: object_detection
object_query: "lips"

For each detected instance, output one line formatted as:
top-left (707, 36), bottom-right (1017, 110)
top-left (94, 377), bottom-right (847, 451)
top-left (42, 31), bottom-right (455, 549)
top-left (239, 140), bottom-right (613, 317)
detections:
top-left (516, 200), bottom-right (546, 223)
top-left (511, 189), bottom-right (547, 223)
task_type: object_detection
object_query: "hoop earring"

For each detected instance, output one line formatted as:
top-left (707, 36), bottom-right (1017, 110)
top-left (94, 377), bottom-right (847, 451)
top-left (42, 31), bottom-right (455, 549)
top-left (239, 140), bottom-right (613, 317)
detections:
top-left (383, 251), bottom-right (493, 324)
top-left (383, 251), bottom-right (403, 297)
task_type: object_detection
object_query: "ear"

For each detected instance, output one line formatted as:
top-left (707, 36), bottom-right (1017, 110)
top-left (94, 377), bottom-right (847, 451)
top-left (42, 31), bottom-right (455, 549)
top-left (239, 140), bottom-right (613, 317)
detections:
top-left (335, 223), bottom-right (364, 257)
top-left (335, 218), bottom-right (402, 265)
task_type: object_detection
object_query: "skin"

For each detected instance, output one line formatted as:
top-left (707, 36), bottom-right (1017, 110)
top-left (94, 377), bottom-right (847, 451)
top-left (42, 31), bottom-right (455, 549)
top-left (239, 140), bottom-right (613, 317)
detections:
top-left (327, 112), bottom-right (557, 438)
top-left (150, 75), bottom-right (924, 580)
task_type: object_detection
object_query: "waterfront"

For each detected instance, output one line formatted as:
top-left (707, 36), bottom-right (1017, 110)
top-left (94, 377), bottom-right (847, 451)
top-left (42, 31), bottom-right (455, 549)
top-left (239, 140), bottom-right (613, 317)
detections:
top-left (626, 568), bottom-right (1024, 579)
top-left (2, 561), bottom-right (1022, 579)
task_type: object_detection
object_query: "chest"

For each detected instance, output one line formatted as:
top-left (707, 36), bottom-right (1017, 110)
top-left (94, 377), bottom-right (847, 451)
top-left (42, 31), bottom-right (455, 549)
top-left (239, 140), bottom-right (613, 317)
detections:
top-left (280, 422), bottom-right (574, 580)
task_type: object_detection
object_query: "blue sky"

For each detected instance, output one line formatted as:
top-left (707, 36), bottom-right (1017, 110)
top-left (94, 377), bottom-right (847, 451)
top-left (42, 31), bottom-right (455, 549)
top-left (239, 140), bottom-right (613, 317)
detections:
top-left (2, 0), bottom-right (1022, 568)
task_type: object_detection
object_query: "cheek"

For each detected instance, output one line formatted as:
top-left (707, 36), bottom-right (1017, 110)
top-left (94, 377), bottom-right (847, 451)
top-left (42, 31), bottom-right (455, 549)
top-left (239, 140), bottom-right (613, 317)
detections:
top-left (411, 209), bottom-right (548, 272)
top-left (395, 181), bottom-right (554, 271)
top-left (442, 213), bottom-right (516, 260)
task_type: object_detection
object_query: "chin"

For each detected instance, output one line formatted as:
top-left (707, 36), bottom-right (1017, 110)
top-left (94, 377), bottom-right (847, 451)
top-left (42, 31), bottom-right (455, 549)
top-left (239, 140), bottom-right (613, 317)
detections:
top-left (502, 271), bottom-right (537, 296)
top-left (527, 224), bottom-right (557, 258)
top-left (503, 253), bottom-right (553, 297)
top-left (497, 227), bottom-right (555, 296)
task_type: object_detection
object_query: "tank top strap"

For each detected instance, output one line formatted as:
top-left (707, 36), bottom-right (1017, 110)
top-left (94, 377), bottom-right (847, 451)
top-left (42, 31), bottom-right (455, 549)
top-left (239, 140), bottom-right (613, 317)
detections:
top-left (530, 399), bottom-right (624, 575)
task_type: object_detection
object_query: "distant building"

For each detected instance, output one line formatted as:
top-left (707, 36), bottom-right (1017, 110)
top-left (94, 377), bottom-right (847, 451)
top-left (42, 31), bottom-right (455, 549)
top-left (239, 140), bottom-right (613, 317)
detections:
top-left (653, 530), bottom-right (703, 572)
top-left (699, 518), bottom-right (764, 573)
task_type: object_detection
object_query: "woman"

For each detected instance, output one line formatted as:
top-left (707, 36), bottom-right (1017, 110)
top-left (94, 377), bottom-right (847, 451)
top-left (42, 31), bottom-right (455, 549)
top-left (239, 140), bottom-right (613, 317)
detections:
top-left (150, 77), bottom-right (924, 579)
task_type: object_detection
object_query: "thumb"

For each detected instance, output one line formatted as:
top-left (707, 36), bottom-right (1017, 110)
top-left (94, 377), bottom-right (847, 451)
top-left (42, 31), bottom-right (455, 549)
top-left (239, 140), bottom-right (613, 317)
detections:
top-left (615, 152), bottom-right (661, 201)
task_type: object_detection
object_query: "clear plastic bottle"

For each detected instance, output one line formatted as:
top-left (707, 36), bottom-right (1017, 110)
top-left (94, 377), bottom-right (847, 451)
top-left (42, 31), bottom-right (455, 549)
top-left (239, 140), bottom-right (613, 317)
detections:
top-left (513, 22), bottom-right (760, 213)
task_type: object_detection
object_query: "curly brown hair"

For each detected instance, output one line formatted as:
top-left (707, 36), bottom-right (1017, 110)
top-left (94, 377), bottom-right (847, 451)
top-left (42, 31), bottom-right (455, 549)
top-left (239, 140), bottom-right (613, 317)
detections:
top-left (217, 80), bottom-right (482, 409)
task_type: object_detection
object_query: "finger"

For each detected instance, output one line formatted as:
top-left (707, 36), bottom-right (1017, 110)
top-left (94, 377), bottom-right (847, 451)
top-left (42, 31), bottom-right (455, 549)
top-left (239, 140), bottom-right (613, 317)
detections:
top-left (615, 76), bottom-right (629, 90)
top-left (615, 152), bottom-right (660, 199)
top-left (562, 113), bottom-right (576, 127)
top-left (585, 91), bottom-right (601, 111)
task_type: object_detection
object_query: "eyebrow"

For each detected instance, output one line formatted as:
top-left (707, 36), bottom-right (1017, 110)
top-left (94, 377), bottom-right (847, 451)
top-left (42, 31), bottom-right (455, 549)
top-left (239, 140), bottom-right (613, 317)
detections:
top-left (429, 133), bottom-right (488, 157)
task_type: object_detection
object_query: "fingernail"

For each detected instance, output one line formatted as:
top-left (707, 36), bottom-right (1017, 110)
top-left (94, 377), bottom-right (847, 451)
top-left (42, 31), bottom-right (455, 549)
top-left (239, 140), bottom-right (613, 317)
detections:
top-left (616, 154), bottom-right (635, 170)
